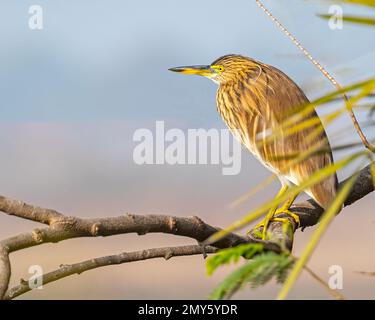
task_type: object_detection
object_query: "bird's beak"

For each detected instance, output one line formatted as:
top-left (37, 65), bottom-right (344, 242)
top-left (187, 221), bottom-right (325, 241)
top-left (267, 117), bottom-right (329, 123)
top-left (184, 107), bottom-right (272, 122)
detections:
top-left (168, 65), bottom-right (213, 77)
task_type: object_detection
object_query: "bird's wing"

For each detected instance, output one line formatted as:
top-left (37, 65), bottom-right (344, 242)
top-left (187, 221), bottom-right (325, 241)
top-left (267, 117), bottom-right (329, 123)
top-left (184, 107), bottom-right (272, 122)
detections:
top-left (216, 63), bottom-right (338, 209)
top-left (259, 64), bottom-right (338, 209)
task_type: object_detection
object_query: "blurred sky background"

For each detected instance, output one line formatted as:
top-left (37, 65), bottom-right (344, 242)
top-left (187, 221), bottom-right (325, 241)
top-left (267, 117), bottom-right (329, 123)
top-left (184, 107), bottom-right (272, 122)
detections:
top-left (0, 0), bottom-right (374, 299)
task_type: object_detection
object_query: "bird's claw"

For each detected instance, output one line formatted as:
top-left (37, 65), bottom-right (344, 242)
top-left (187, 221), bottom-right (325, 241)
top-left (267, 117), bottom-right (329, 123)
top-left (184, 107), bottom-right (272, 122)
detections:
top-left (249, 209), bottom-right (300, 240)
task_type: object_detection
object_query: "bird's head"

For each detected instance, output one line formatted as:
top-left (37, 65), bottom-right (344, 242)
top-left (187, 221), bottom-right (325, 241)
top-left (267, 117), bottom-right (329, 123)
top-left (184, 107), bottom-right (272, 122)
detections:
top-left (169, 54), bottom-right (257, 85)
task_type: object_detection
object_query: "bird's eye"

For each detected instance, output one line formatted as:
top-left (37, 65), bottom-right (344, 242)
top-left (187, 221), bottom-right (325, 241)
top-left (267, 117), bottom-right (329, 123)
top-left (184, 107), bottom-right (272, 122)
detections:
top-left (212, 65), bottom-right (224, 72)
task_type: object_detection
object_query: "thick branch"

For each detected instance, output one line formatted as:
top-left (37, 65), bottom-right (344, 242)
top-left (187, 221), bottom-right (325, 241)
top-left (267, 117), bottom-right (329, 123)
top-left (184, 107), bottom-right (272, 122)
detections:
top-left (4, 245), bottom-right (217, 300)
top-left (0, 162), bottom-right (373, 299)
top-left (261, 162), bottom-right (375, 248)
top-left (292, 162), bottom-right (374, 227)
top-left (1, 214), bottom-right (278, 253)
top-left (0, 195), bottom-right (64, 225)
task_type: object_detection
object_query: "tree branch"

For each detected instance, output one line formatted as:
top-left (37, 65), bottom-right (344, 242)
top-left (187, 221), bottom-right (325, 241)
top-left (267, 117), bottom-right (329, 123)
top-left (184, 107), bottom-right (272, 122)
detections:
top-left (0, 245), bottom-right (10, 299)
top-left (0, 195), bottom-right (64, 225)
top-left (0, 162), bottom-right (373, 299)
top-left (1, 214), bottom-right (281, 254)
top-left (257, 162), bottom-right (375, 248)
top-left (4, 245), bottom-right (217, 300)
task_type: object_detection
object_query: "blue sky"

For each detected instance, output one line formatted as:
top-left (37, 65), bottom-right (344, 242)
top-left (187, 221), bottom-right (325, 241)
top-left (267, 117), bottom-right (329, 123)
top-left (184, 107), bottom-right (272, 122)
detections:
top-left (0, 0), bottom-right (374, 124)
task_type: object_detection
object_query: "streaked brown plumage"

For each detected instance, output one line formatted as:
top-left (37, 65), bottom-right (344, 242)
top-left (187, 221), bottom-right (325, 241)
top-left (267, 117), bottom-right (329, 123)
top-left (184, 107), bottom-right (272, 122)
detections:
top-left (169, 54), bottom-right (338, 235)
top-left (212, 55), bottom-right (337, 209)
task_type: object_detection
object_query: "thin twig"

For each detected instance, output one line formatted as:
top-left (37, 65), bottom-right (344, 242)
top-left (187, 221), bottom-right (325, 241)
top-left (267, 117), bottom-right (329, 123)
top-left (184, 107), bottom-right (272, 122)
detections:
top-left (4, 245), bottom-right (217, 300)
top-left (292, 254), bottom-right (346, 300)
top-left (255, 0), bottom-right (375, 152)
top-left (0, 163), bottom-right (373, 299)
top-left (355, 271), bottom-right (375, 277)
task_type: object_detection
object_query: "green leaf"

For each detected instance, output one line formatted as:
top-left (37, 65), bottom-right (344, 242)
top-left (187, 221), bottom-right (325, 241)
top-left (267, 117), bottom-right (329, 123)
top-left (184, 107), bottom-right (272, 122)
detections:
top-left (206, 243), bottom-right (264, 276)
top-left (371, 162), bottom-right (375, 188)
top-left (259, 78), bottom-right (375, 150)
top-left (204, 151), bottom-right (367, 245)
top-left (341, 16), bottom-right (375, 26)
top-left (277, 169), bottom-right (361, 300)
top-left (338, 0), bottom-right (375, 8)
top-left (209, 252), bottom-right (293, 300)
top-left (319, 14), bottom-right (375, 26)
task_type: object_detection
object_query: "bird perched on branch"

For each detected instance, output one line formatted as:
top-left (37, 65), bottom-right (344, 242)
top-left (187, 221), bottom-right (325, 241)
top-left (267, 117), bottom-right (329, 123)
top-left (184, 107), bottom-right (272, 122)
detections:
top-left (169, 54), bottom-right (338, 239)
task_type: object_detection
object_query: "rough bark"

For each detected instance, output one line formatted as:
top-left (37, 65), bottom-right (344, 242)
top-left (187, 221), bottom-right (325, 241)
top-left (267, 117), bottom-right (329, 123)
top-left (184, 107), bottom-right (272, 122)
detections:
top-left (0, 163), bottom-right (373, 299)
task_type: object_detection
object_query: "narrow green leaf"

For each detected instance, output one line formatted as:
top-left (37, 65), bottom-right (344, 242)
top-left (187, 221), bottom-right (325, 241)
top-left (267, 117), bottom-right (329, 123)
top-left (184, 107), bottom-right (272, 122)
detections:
top-left (204, 151), bottom-right (367, 245)
top-left (371, 162), bottom-right (375, 188)
top-left (342, 16), bottom-right (375, 26)
top-left (337, 0), bottom-right (375, 8)
top-left (277, 170), bottom-right (360, 300)
top-left (229, 174), bottom-right (278, 208)
top-left (319, 14), bottom-right (375, 26)
top-left (258, 78), bottom-right (375, 149)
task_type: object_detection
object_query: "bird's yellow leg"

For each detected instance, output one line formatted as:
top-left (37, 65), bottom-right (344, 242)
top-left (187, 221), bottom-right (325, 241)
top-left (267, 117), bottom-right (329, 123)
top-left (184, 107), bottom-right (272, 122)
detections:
top-left (251, 185), bottom-right (300, 240)
top-left (251, 184), bottom-right (289, 239)
top-left (275, 194), bottom-right (300, 225)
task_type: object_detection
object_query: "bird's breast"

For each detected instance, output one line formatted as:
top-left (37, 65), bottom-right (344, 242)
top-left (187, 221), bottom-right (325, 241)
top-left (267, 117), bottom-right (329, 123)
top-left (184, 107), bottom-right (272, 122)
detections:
top-left (216, 81), bottom-right (273, 155)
